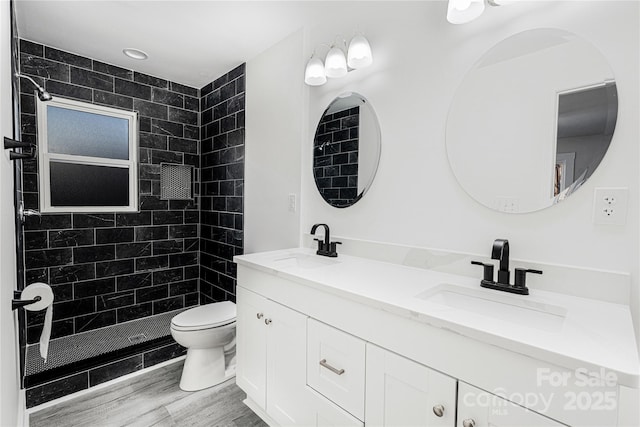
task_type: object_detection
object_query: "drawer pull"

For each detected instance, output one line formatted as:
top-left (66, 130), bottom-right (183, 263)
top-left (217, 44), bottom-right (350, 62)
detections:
top-left (264, 318), bottom-right (272, 325)
top-left (432, 404), bottom-right (444, 417)
top-left (256, 313), bottom-right (264, 319)
top-left (319, 359), bottom-right (345, 375)
top-left (462, 419), bottom-right (476, 427)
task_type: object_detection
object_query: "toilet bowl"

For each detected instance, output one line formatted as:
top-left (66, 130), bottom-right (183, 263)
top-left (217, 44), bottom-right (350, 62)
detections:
top-left (170, 301), bottom-right (236, 391)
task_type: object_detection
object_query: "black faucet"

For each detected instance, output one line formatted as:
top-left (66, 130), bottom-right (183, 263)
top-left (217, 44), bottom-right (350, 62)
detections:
top-left (492, 239), bottom-right (510, 286)
top-left (310, 223), bottom-right (341, 257)
top-left (471, 239), bottom-right (542, 295)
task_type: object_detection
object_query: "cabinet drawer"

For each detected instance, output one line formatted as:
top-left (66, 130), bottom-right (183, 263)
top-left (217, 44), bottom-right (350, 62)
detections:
top-left (307, 386), bottom-right (364, 427)
top-left (307, 319), bottom-right (366, 420)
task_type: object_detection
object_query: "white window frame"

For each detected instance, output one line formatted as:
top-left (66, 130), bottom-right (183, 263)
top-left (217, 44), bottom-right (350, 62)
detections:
top-left (37, 97), bottom-right (138, 213)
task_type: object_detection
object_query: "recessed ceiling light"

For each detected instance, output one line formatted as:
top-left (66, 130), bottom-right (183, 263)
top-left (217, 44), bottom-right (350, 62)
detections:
top-left (123, 48), bottom-right (148, 60)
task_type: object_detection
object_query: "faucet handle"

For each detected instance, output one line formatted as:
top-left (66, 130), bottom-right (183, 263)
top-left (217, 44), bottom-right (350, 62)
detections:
top-left (514, 268), bottom-right (542, 292)
top-left (471, 261), bottom-right (494, 282)
top-left (328, 241), bottom-right (342, 254)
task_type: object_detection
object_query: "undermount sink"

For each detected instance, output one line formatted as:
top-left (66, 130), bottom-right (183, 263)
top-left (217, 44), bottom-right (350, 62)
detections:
top-left (271, 252), bottom-right (340, 270)
top-left (416, 283), bottom-right (567, 332)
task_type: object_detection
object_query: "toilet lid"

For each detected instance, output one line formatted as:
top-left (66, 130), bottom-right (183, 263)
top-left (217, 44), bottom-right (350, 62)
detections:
top-left (171, 301), bottom-right (236, 330)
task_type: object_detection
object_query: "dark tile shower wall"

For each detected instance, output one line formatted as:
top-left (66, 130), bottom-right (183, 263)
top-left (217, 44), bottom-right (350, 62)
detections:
top-left (313, 107), bottom-right (360, 207)
top-left (18, 39), bottom-right (201, 344)
top-left (199, 65), bottom-right (245, 304)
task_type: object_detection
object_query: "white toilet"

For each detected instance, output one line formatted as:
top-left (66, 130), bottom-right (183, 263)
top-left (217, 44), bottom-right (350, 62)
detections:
top-left (170, 301), bottom-right (236, 391)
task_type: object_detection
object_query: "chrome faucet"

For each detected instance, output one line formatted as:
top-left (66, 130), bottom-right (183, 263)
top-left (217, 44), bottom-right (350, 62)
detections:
top-left (310, 223), bottom-right (341, 257)
top-left (471, 239), bottom-right (542, 295)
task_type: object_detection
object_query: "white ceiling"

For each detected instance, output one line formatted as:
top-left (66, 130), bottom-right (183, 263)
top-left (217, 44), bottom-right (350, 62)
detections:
top-left (15, 1), bottom-right (353, 89)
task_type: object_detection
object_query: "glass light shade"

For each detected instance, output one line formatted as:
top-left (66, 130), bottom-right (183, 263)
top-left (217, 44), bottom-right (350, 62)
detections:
top-left (454, 0), bottom-right (472, 10)
top-left (305, 57), bottom-right (327, 86)
top-left (347, 35), bottom-right (373, 69)
top-left (447, 0), bottom-right (485, 24)
top-left (325, 46), bottom-right (348, 78)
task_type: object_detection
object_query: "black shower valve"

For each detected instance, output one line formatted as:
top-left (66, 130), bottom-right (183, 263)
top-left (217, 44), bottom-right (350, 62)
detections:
top-left (4, 137), bottom-right (36, 160)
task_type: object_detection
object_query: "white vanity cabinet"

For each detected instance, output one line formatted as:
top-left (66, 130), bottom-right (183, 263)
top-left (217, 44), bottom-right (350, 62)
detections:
top-left (236, 286), bottom-right (311, 426)
top-left (457, 382), bottom-right (566, 427)
top-left (365, 344), bottom-right (457, 427)
top-left (234, 249), bottom-right (638, 427)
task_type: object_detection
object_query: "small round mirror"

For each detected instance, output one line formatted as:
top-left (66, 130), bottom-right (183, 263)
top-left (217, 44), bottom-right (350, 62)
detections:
top-left (446, 29), bottom-right (618, 213)
top-left (313, 92), bottom-right (381, 208)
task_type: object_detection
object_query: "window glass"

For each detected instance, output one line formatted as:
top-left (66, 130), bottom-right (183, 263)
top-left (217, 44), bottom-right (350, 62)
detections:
top-left (49, 162), bottom-right (130, 207)
top-left (47, 106), bottom-right (130, 160)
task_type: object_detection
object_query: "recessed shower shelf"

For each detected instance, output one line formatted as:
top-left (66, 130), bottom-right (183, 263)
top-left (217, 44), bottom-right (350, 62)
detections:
top-left (24, 309), bottom-right (187, 388)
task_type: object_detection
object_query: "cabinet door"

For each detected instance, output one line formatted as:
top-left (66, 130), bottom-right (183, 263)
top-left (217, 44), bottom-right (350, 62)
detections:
top-left (236, 286), bottom-right (268, 408)
top-left (266, 300), bottom-right (311, 426)
top-left (457, 382), bottom-right (566, 427)
top-left (365, 344), bottom-right (457, 427)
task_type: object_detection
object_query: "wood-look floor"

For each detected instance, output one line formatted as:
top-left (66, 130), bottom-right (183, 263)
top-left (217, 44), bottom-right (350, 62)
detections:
top-left (29, 361), bottom-right (267, 427)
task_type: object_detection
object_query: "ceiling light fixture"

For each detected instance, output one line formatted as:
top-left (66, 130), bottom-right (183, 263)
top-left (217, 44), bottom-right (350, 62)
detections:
top-left (304, 33), bottom-right (373, 87)
top-left (447, 0), bottom-right (485, 24)
top-left (447, 0), bottom-right (514, 24)
top-left (123, 48), bottom-right (148, 60)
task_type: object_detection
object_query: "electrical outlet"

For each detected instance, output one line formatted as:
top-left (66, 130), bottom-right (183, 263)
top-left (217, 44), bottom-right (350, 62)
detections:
top-left (593, 187), bottom-right (628, 225)
top-left (288, 193), bottom-right (297, 213)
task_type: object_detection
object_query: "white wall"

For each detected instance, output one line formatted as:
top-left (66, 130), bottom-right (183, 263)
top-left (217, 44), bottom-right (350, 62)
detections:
top-left (0, 0), bottom-right (23, 425)
top-left (245, 2), bottom-right (639, 342)
top-left (245, 29), bottom-right (304, 253)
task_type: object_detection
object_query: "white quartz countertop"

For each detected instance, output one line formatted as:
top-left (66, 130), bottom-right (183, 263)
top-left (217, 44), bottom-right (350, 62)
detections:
top-left (234, 248), bottom-right (640, 388)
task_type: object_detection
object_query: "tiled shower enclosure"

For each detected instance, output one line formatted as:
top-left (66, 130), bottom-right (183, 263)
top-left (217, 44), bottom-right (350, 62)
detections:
top-left (16, 39), bottom-right (245, 407)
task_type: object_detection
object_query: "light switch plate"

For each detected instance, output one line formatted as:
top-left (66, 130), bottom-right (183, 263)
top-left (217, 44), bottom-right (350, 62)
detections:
top-left (288, 193), bottom-right (297, 213)
top-left (593, 187), bottom-right (628, 225)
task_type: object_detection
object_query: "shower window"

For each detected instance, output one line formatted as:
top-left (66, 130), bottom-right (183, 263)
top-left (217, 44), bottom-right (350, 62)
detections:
top-left (37, 97), bottom-right (138, 213)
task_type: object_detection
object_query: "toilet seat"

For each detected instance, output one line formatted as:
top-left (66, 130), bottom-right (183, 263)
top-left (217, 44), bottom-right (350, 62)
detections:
top-left (171, 301), bottom-right (236, 331)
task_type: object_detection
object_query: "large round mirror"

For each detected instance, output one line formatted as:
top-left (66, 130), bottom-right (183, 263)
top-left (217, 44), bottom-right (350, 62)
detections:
top-left (446, 29), bottom-right (617, 213)
top-left (313, 92), bottom-right (381, 208)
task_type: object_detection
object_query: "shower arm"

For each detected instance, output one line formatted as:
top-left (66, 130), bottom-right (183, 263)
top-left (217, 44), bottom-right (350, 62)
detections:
top-left (14, 72), bottom-right (53, 102)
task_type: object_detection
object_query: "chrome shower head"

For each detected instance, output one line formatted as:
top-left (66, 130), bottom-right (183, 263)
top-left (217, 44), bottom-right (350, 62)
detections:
top-left (15, 73), bottom-right (52, 102)
top-left (38, 89), bottom-right (53, 102)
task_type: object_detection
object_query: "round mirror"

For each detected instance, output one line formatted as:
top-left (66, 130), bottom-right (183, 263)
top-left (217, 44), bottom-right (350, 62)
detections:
top-left (446, 29), bottom-right (618, 213)
top-left (313, 92), bottom-right (381, 208)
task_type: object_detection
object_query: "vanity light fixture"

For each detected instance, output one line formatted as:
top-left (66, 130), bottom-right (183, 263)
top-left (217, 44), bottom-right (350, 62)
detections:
top-left (304, 54), bottom-right (327, 86)
top-left (324, 44), bottom-right (348, 78)
top-left (347, 34), bottom-right (373, 69)
top-left (123, 48), bottom-right (148, 60)
top-left (304, 34), bottom-right (374, 86)
top-left (447, 0), bottom-right (512, 24)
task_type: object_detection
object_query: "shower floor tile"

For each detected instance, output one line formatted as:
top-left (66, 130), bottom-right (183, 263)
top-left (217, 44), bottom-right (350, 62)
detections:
top-left (26, 309), bottom-right (186, 378)
top-left (28, 361), bottom-right (266, 427)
